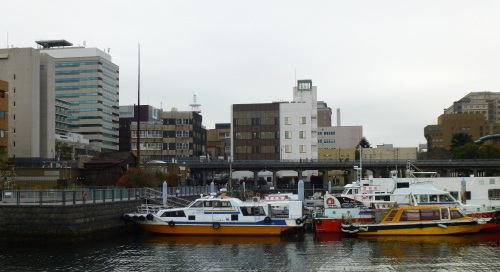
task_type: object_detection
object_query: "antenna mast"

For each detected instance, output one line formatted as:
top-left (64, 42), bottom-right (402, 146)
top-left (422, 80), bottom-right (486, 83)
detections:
top-left (189, 94), bottom-right (201, 113)
top-left (136, 44), bottom-right (141, 167)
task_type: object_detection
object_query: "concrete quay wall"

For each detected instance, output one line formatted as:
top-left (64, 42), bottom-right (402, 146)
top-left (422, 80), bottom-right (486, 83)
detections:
top-left (0, 200), bottom-right (142, 243)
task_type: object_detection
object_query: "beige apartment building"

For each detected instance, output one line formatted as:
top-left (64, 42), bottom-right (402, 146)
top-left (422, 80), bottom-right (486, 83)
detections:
top-left (0, 48), bottom-right (55, 158)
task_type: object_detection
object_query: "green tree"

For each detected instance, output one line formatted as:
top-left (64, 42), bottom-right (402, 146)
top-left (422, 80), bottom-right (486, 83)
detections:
top-left (116, 166), bottom-right (166, 188)
top-left (418, 147), bottom-right (450, 160)
top-left (0, 158), bottom-right (17, 190)
top-left (477, 144), bottom-right (500, 159)
top-left (355, 137), bottom-right (371, 160)
top-left (450, 133), bottom-right (473, 151)
top-left (55, 140), bottom-right (73, 160)
top-left (451, 143), bottom-right (479, 159)
top-left (357, 137), bottom-right (371, 148)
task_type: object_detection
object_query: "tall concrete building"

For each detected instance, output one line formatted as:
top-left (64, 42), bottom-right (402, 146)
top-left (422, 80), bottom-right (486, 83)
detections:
top-left (424, 113), bottom-right (489, 150)
top-left (231, 79), bottom-right (318, 161)
top-left (445, 92), bottom-right (500, 135)
top-left (39, 40), bottom-right (120, 152)
top-left (119, 105), bottom-right (161, 152)
top-left (317, 101), bottom-right (332, 127)
top-left (206, 123), bottom-right (231, 160)
top-left (130, 109), bottom-right (207, 161)
top-left (425, 91), bottom-right (500, 150)
top-left (0, 80), bottom-right (8, 159)
top-left (0, 47), bottom-right (55, 158)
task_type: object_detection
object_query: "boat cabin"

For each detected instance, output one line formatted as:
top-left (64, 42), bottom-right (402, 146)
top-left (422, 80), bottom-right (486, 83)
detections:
top-left (380, 206), bottom-right (467, 224)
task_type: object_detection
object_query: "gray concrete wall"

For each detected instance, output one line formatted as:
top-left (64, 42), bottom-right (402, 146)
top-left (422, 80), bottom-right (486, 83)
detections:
top-left (0, 200), bottom-right (142, 243)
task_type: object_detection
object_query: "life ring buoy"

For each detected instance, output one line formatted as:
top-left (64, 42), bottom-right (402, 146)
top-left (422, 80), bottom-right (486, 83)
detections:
top-left (256, 192), bottom-right (261, 197)
top-left (168, 220), bottom-right (175, 227)
top-left (362, 193), bottom-right (369, 200)
top-left (326, 197), bottom-right (335, 206)
top-left (295, 218), bottom-right (302, 225)
top-left (248, 191), bottom-right (254, 197)
top-left (264, 217), bottom-right (272, 224)
top-left (213, 222), bottom-right (221, 229)
top-left (316, 219), bottom-right (322, 225)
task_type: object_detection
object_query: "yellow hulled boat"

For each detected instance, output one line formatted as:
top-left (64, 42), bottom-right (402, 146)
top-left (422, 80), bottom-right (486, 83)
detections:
top-left (340, 205), bottom-right (486, 235)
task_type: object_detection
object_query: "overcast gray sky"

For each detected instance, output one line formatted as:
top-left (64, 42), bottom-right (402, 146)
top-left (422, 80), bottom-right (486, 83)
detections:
top-left (3, 0), bottom-right (500, 147)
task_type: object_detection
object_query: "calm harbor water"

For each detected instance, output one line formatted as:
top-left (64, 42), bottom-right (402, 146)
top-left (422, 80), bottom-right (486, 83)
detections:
top-left (1, 231), bottom-right (500, 271)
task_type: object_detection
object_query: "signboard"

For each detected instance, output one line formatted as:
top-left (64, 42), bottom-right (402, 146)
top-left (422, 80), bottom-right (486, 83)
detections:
top-left (265, 195), bottom-right (287, 201)
top-left (360, 185), bottom-right (380, 191)
top-left (119, 105), bottom-right (134, 118)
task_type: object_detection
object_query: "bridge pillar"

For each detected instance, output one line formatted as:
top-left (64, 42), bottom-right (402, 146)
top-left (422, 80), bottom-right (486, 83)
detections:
top-left (254, 171), bottom-right (259, 187)
top-left (201, 171), bottom-right (207, 186)
top-left (322, 169), bottom-right (329, 189)
top-left (298, 170), bottom-right (302, 184)
top-left (348, 170), bottom-right (356, 183)
top-left (272, 171), bottom-right (277, 188)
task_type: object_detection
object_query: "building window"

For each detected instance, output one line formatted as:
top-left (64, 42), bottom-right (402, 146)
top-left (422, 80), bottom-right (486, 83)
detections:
top-left (285, 145), bottom-right (292, 153)
top-left (252, 132), bottom-right (261, 139)
top-left (299, 145), bottom-right (307, 153)
top-left (176, 131), bottom-right (189, 138)
top-left (176, 118), bottom-right (189, 125)
top-left (175, 142), bottom-right (189, 150)
top-left (251, 118), bottom-right (261, 125)
top-left (299, 117), bottom-right (306, 124)
top-left (0, 130), bottom-right (4, 138)
top-left (285, 131), bottom-right (292, 139)
top-left (299, 131), bottom-right (306, 139)
top-left (285, 117), bottom-right (292, 125)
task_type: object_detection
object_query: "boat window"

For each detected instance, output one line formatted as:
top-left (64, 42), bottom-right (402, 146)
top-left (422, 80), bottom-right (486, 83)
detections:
top-left (439, 195), bottom-right (453, 202)
top-left (420, 209), bottom-right (440, 220)
top-left (385, 209), bottom-right (399, 221)
top-left (430, 195), bottom-right (438, 202)
top-left (212, 201), bottom-right (232, 208)
top-left (188, 215), bottom-right (195, 220)
top-left (450, 210), bottom-right (465, 219)
top-left (400, 210), bottom-right (421, 221)
top-left (418, 195), bottom-right (429, 203)
top-left (488, 189), bottom-right (500, 200)
top-left (240, 207), bottom-right (265, 216)
top-left (441, 208), bottom-right (449, 220)
top-left (204, 201), bottom-right (213, 207)
top-left (160, 210), bottom-right (186, 217)
top-left (191, 201), bottom-right (203, 208)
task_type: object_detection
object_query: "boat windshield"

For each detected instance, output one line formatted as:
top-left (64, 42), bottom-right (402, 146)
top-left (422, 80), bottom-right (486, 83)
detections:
top-left (190, 200), bottom-right (204, 208)
top-left (450, 209), bottom-right (466, 219)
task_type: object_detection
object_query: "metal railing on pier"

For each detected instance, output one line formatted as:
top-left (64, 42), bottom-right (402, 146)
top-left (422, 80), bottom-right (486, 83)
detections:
top-left (0, 186), bottom-right (213, 206)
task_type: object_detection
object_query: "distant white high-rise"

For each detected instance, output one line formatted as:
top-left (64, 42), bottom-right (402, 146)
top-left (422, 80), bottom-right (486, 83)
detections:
top-left (39, 40), bottom-right (120, 152)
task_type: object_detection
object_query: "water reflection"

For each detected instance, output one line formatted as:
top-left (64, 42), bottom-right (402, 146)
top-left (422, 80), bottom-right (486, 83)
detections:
top-left (141, 234), bottom-right (285, 245)
top-left (1, 232), bottom-right (500, 271)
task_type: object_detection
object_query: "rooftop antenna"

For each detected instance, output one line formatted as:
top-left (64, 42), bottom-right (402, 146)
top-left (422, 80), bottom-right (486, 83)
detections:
top-left (190, 94), bottom-right (201, 113)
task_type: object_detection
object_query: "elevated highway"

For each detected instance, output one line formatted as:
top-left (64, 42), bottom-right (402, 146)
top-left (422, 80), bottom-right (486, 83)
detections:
top-left (184, 159), bottom-right (500, 187)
